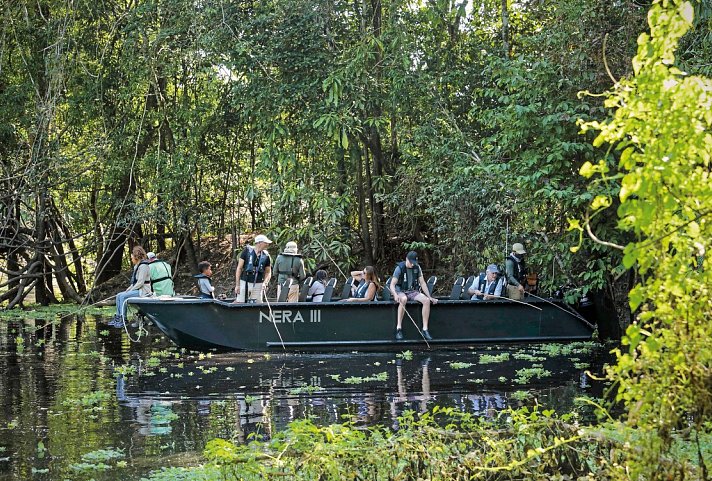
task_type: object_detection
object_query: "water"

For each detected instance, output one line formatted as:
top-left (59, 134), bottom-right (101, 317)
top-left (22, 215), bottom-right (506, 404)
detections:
top-left (0, 314), bottom-right (609, 480)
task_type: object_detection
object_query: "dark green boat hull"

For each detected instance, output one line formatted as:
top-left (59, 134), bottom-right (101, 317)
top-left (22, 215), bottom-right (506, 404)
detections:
top-left (128, 297), bottom-right (594, 351)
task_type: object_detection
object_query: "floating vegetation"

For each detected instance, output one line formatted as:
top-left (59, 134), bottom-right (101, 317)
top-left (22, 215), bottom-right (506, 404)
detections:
top-left (449, 362), bottom-right (474, 370)
top-left (479, 353), bottom-right (510, 364)
top-left (288, 384), bottom-right (323, 395)
top-left (396, 350), bottom-right (413, 360)
top-left (510, 390), bottom-right (533, 401)
top-left (70, 448), bottom-right (124, 472)
top-left (512, 352), bottom-right (546, 362)
top-left (343, 372), bottom-right (388, 384)
top-left (62, 390), bottom-right (111, 411)
top-left (514, 368), bottom-right (552, 384)
top-left (114, 364), bottom-right (137, 377)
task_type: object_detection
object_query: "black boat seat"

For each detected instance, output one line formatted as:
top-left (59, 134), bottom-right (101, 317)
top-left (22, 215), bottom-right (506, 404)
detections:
top-left (321, 278), bottom-right (337, 302)
top-left (340, 277), bottom-right (355, 300)
top-left (381, 287), bottom-right (392, 301)
top-left (299, 277), bottom-right (313, 302)
top-left (461, 276), bottom-right (475, 300)
top-left (426, 276), bottom-right (437, 296)
top-left (450, 277), bottom-right (464, 300)
top-left (277, 279), bottom-right (293, 302)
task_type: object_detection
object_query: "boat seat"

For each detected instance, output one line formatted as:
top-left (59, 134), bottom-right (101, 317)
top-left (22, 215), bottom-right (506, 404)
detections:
top-left (277, 279), bottom-right (293, 302)
top-left (426, 276), bottom-right (437, 296)
top-left (299, 277), bottom-right (313, 302)
top-left (461, 276), bottom-right (475, 300)
top-left (381, 287), bottom-right (392, 301)
top-left (340, 277), bottom-right (355, 300)
top-left (321, 278), bottom-right (337, 302)
top-left (450, 277), bottom-right (464, 300)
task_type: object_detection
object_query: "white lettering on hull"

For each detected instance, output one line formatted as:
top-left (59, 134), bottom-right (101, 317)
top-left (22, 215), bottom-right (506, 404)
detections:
top-left (259, 310), bottom-right (320, 323)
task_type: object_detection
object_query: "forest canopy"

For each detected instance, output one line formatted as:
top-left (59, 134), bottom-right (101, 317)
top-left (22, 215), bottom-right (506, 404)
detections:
top-left (1, 0), bottom-right (710, 309)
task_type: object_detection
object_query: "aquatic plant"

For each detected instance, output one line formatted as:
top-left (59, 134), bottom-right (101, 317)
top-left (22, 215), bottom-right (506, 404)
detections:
top-left (396, 350), bottom-right (413, 360)
top-left (514, 368), bottom-right (552, 384)
top-left (449, 362), bottom-right (474, 370)
top-left (342, 372), bottom-right (388, 384)
top-left (479, 352), bottom-right (510, 364)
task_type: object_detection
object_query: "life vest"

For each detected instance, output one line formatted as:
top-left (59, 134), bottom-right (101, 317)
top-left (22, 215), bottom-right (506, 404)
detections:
top-left (473, 273), bottom-right (502, 300)
top-left (193, 273), bottom-right (213, 299)
top-left (242, 246), bottom-right (269, 283)
top-left (354, 280), bottom-right (371, 298)
top-left (149, 260), bottom-right (175, 296)
top-left (506, 254), bottom-right (527, 285)
top-left (276, 254), bottom-right (302, 281)
top-left (130, 260), bottom-right (151, 286)
top-left (394, 261), bottom-right (421, 292)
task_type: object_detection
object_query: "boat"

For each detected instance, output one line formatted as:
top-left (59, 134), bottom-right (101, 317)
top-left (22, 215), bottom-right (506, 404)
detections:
top-left (127, 295), bottom-right (595, 351)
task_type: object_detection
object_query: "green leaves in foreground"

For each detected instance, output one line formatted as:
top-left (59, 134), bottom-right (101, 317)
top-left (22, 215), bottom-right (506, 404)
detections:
top-left (193, 407), bottom-right (709, 481)
top-left (578, 0), bottom-right (712, 478)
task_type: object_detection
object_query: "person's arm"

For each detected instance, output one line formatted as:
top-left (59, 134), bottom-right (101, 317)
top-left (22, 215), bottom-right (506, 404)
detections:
top-left (505, 259), bottom-right (521, 287)
top-left (389, 270), bottom-right (399, 298)
top-left (262, 265), bottom-right (271, 286)
top-left (128, 264), bottom-right (150, 291)
top-left (467, 278), bottom-right (481, 296)
top-left (234, 257), bottom-right (245, 293)
top-left (297, 260), bottom-right (306, 282)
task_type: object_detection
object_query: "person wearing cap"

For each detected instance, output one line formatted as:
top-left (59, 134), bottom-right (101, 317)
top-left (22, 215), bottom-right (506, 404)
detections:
top-left (233, 234), bottom-right (272, 303)
top-left (389, 251), bottom-right (438, 341)
top-left (273, 241), bottom-right (306, 302)
top-left (146, 251), bottom-right (175, 297)
top-left (505, 242), bottom-right (528, 300)
top-left (467, 264), bottom-right (504, 300)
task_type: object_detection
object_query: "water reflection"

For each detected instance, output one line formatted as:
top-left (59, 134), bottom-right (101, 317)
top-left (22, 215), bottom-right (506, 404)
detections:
top-left (0, 315), bottom-right (608, 480)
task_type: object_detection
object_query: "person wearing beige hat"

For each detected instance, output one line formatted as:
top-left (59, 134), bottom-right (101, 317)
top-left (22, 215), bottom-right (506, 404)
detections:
top-left (505, 242), bottom-right (527, 300)
top-left (234, 234), bottom-right (272, 303)
top-left (273, 241), bottom-right (306, 302)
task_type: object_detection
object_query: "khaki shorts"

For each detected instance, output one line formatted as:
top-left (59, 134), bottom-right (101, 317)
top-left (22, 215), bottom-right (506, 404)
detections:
top-left (507, 285), bottom-right (523, 300)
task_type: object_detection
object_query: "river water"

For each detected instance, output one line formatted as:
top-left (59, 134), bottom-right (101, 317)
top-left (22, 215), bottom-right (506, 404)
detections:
top-left (0, 314), bottom-right (609, 480)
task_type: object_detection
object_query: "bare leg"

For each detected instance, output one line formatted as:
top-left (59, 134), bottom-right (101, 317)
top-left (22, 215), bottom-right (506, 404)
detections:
top-left (414, 293), bottom-right (431, 330)
top-left (396, 293), bottom-right (407, 329)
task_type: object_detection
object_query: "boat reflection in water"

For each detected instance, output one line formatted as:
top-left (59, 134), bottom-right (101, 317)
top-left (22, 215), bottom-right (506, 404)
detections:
top-left (120, 346), bottom-right (604, 440)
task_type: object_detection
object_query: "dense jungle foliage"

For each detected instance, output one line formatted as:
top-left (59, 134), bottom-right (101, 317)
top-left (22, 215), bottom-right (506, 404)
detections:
top-left (4, 0), bottom-right (707, 310)
top-left (1, 0), bottom-right (710, 478)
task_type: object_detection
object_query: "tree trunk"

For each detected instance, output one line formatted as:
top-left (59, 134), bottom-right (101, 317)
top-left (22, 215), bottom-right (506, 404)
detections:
top-left (501, 0), bottom-right (510, 57)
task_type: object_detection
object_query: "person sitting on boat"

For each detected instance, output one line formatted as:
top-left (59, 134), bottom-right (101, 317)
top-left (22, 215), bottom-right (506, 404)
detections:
top-left (111, 246), bottom-right (152, 327)
top-left (233, 234), bottom-right (272, 303)
top-left (348, 269), bottom-right (364, 296)
top-left (308, 269), bottom-right (328, 302)
top-left (273, 241), bottom-right (306, 302)
top-left (505, 242), bottom-right (527, 300)
top-left (342, 266), bottom-right (380, 302)
top-left (389, 251), bottom-right (438, 341)
top-left (147, 251), bottom-right (175, 296)
top-left (467, 264), bottom-right (504, 300)
top-left (194, 261), bottom-right (214, 299)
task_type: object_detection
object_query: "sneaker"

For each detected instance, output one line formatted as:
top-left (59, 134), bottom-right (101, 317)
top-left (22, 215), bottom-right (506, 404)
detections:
top-left (422, 330), bottom-right (433, 341)
top-left (395, 329), bottom-right (404, 341)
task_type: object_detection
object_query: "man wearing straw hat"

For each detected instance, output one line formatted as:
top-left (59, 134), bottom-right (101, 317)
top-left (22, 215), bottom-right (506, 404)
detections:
top-left (505, 242), bottom-right (527, 300)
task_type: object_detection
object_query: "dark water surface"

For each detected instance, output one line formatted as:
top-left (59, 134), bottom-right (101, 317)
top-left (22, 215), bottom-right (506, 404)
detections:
top-left (0, 314), bottom-right (609, 480)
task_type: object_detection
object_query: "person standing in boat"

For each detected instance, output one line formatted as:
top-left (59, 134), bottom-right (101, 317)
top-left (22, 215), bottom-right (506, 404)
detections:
top-left (194, 261), bottom-right (215, 299)
top-left (467, 264), bottom-right (504, 300)
top-left (308, 269), bottom-right (328, 302)
top-left (273, 241), bottom-right (306, 302)
top-left (111, 246), bottom-right (152, 326)
top-left (505, 242), bottom-right (527, 300)
top-left (342, 266), bottom-right (380, 302)
top-left (233, 234), bottom-right (272, 303)
top-left (389, 251), bottom-right (438, 341)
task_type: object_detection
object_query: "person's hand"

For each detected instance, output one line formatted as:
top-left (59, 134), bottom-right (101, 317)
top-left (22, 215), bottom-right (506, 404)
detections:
top-left (397, 294), bottom-right (407, 306)
top-left (518, 285), bottom-right (525, 293)
top-left (474, 290), bottom-right (482, 297)
top-left (234, 284), bottom-right (240, 295)
top-left (430, 297), bottom-right (439, 305)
